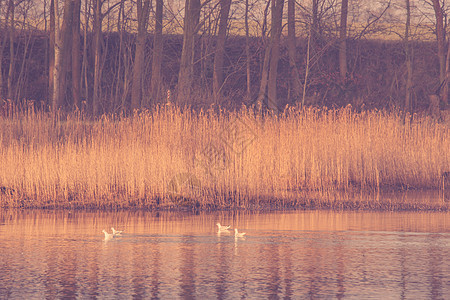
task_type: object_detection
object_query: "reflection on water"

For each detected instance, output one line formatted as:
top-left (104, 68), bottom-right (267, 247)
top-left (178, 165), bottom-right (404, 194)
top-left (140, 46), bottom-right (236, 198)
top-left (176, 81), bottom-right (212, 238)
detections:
top-left (0, 210), bottom-right (449, 299)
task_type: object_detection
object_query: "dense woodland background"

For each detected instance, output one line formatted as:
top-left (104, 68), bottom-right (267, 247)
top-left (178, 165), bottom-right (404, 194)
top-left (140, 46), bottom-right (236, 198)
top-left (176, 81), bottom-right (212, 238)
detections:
top-left (1, 0), bottom-right (450, 114)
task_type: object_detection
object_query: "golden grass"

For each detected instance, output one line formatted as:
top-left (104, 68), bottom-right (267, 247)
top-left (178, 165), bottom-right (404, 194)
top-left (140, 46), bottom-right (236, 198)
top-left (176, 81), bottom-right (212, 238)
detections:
top-left (0, 105), bottom-right (449, 209)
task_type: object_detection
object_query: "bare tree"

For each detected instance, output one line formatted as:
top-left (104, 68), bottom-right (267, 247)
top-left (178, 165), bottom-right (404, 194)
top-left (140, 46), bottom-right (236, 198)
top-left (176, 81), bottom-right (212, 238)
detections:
top-left (258, 0), bottom-right (284, 110)
top-left (430, 0), bottom-right (445, 87)
top-left (52, 0), bottom-right (62, 111)
top-left (311, 0), bottom-right (319, 48)
top-left (0, 0), bottom-right (12, 100)
top-left (267, 0), bottom-right (284, 110)
top-left (150, 0), bottom-right (164, 103)
top-left (339, 0), bottom-right (348, 81)
top-left (245, 0), bottom-right (251, 99)
top-left (445, 33), bottom-right (450, 107)
top-left (49, 0), bottom-right (78, 111)
top-left (131, 0), bottom-right (151, 110)
top-left (177, 0), bottom-right (201, 103)
top-left (7, 0), bottom-right (14, 100)
top-left (212, 0), bottom-right (231, 100)
top-left (72, 0), bottom-right (81, 110)
top-left (404, 0), bottom-right (412, 112)
top-left (81, 0), bottom-right (89, 109)
top-left (287, 0), bottom-right (301, 103)
top-left (112, 0), bottom-right (124, 109)
top-left (14, 4), bottom-right (36, 102)
top-left (92, 0), bottom-right (102, 115)
top-left (49, 0), bottom-right (55, 106)
top-left (58, 0), bottom-right (75, 109)
top-left (257, 1), bottom-right (273, 106)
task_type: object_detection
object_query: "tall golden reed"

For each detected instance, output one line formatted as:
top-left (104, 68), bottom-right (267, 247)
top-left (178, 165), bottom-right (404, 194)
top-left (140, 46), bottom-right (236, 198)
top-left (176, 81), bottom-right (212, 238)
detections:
top-left (0, 105), bottom-right (449, 209)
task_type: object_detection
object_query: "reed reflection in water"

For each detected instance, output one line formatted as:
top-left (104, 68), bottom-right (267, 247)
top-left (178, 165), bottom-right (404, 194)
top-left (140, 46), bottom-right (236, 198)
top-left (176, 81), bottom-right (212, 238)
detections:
top-left (0, 210), bottom-right (449, 299)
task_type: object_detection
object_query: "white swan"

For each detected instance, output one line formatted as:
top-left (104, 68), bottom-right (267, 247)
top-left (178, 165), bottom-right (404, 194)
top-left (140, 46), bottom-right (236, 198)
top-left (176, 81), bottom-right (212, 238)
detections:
top-left (216, 223), bottom-right (231, 231)
top-left (111, 227), bottom-right (123, 236)
top-left (102, 229), bottom-right (114, 240)
top-left (234, 228), bottom-right (246, 238)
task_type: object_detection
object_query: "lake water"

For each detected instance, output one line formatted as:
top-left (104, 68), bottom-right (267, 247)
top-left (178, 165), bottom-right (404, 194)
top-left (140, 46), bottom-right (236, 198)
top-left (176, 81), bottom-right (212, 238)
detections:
top-left (0, 209), bottom-right (449, 299)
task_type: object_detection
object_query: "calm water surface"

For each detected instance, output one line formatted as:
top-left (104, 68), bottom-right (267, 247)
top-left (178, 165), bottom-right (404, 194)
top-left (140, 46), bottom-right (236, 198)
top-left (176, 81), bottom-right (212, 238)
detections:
top-left (0, 209), bottom-right (449, 299)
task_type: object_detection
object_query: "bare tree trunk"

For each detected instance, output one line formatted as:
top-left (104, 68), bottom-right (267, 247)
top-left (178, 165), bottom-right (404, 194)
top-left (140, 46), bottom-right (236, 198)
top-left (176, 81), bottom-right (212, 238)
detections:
top-left (53, 0), bottom-right (62, 111)
top-left (267, 0), bottom-right (284, 111)
top-left (0, 0), bottom-right (2, 100)
top-left (113, 0), bottom-right (124, 109)
top-left (15, 29), bottom-right (34, 102)
top-left (93, 0), bottom-right (102, 115)
top-left (212, 0), bottom-right (231, 100)
top-left (72, 0), bottom-right (81, 110)
top-left (311, 0), bottom-right (319, 49)
top-left (177, 0), bottom-right (201, 103)
top-left (49, 0), bottom-right (55, 107)
top-left (245, 0), bottom-right (251, 99)
top-left (404, 0), bottom-right (412, 112)
top-left (150, 0), bottom-right (163, 103)
top-left (261, 0), bottom-right (270, 39)
top-left (445, 38), bottom-right (450, 107)
top-left (257, 40), bottom-right (271, 105)
top-left (302, 29), bottom-right (312, 107)
top-left (82, 0), bottom-right (89, 109)
top-left (44, 0), bottom-right (48, 103)
top-left (0, 34), bottom-right (3, 101)
top-left (57, 0), bottom-right (75, 110)
top-left (7, 0), bottom-right (14, 100)
top-left (287, 0), bottom-right (301, 103)
top-left (257, 0), bottom-right (271, 105)
top-left (431, 0), bottom-right (445, 88)
top-left (131, 0), bottom-right (151, 110)
top-left (339, 0), bottom-right (348, 82)
top-left (0, 0), bottom-right (11, 100)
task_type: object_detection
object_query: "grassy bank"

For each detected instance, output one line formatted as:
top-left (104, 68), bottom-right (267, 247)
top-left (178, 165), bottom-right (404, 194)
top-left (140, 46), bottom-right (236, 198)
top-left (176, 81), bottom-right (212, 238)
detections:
top-left (0, 106), bottom-right (449, 210)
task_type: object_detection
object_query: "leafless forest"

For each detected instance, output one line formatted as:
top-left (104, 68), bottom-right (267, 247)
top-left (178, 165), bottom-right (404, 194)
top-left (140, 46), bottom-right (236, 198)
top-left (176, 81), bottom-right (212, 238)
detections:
top-left (1, 0), bottom-right (450, 114)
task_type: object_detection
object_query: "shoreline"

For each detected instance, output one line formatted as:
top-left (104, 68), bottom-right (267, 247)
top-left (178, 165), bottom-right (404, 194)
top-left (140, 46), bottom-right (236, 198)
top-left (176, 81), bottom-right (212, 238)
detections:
top-left (2, 188), bottom-right (448, 212)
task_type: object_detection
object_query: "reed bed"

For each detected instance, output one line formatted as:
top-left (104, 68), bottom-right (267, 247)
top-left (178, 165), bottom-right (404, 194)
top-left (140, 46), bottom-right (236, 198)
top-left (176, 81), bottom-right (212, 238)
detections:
top-left (0, 106), bottom-right (449, 210)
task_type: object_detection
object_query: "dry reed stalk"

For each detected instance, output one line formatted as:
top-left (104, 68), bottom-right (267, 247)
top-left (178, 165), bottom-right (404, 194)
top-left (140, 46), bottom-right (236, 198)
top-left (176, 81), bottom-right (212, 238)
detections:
top-left (0, 106), bottom-right (449, 209)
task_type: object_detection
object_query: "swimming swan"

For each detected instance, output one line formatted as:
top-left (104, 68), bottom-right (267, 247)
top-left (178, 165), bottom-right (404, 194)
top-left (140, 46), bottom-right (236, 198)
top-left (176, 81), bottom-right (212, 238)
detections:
top-left (234, 228), bottom-right (246, 238)
top-left (102, 229), bottom-right (114, 240)
top-left (216, 223), bottom-right (231, 231)
top-left (111, 227), bottom-right (123, 236)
